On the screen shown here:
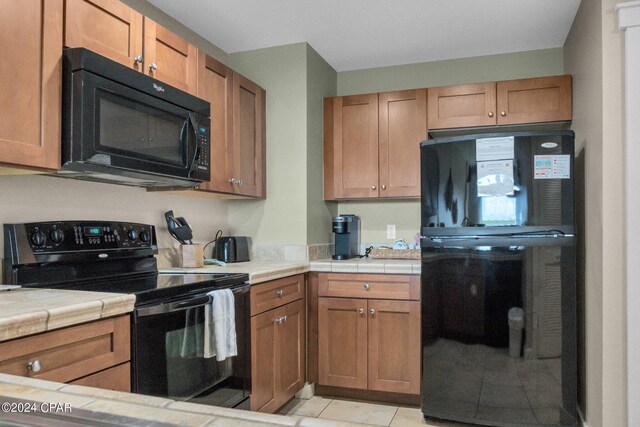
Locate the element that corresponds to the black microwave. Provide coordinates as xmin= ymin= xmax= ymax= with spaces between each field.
xmin=60 ymin=48 xmax=210 ymax=188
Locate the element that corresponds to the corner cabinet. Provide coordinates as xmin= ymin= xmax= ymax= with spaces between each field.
xmin=194 ymin=54 xmax=266 ymax=198
xmin=0 ymin=0 xmax=62 ymax=170
xmin=315 ymin=273 xmax=421 ymax=395
xmin=0 ymin=315 xmax=131 ymax=392
xmin=65 ymin=0 xmax=198 ymax=95
xmin=324 ymin=90 xmax=426 ymax=200
xmin=428 ymin=75 xmax=572 ymax=129
xmin=250 ymin=275 xmax=305 ymax=413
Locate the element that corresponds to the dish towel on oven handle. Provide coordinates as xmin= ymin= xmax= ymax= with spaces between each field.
xmin=204 ymin=288 xmax=237 ymax=361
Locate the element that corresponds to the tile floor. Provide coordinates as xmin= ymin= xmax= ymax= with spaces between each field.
xmin=279 ymin=397 xmax=465 ymax=427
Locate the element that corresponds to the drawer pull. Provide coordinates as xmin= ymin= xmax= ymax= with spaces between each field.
xmin=370 ymin=308 xmax=376 ymax=316
xmin=358 ymin=308 xmax=365 ymax=315
xmin=27 ymin=360 xmax=42 ymax=373
xmin=364 ymin=283 xmax=370 ymax=290
xmin=276 ymin=290 xmax=284 ymax=298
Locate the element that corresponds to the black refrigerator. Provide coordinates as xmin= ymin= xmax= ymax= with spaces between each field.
xmin=420 ymin=131 xmax=577 ymax=426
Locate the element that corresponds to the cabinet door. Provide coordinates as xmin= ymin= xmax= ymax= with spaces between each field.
xmin=496 ymin=75 xmax=572 ymax=125
xmin=144 ymin=18 xmax=197 ymax=95
xmin=232 ymin=72 xmax=266 ymax=198
xmin=326 ymin=95 xmax=379 ymax=199
xmin=379 ymin=90 xmax=426 ymax=198
xmin=250 ymin=306 xmax=282 ymax=412
xmin=196 ymin=53 xmax=233 ymax=193
xmin=65 ymin=0 xmax=143 ymax=70
xmin=368 ymin=300 xmax=421 ymax=394
xmin=0 ymin=0 xmax=62 ymax=170
xmin=428 ymin=83 xmax=497 ymax=129
xmin=318 ymin=298 xmax=368 ymax=389
xmin=69 ymin=362 xmax=130 ymax=392
xmin=278 ymin=299 xmax=306 ymax=400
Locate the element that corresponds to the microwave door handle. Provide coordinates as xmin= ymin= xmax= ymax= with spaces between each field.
xmin=186 ymin=113 xmax=200 ymax=177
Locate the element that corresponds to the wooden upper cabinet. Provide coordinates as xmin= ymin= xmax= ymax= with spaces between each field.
xmin=496 ymin=75 xmax=572 ymax=125
xmin=65 ymin=0 xmax=143 ymax=70
xmin=144 ymin=18 xmax=197 ymax=95
xmin=324 ymin=94 xmax=379 ymax=199
xmin=378 ymin=89 xmax=426 ymax=198
xmin=318 ymin=297 xmax=368 ymax=390
xmin=232 ymin=72 xmax=266 ymax=198
xmin=196 ymin=53 xmax=233 ymax=193
xmin=428 ymin=82 xmax=497 ymax=129
xmin=0 ymin=0 xmax=62 ymax=170
xmin=367 ymin=300 xmax=421 ymax=394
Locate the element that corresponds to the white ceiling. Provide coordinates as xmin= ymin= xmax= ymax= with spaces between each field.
xmin=147 ymin=0 xmax=581 ymax=72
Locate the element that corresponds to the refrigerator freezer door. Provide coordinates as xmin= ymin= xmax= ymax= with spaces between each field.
xmin=420 ymin=131 xmax=575 ymax=230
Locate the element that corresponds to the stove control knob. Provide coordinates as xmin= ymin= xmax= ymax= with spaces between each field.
xmin=31 ymin=231 xmax=46 ymax=247
xmin=139 ymin=230 xmax=150 ymax=243
xmin=50 ymin=229 xmax=64 ymax=244
xmin=127 ymin=229 xmax=138 ymax=241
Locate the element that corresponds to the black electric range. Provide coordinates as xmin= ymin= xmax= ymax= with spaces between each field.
xmin=3 ymin=221 xmax=251 ymax=409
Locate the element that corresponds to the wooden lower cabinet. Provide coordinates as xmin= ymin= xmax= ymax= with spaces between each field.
xmin=318 ymin=297 xmax=368 ymax=389
xmin=0 ymin=315 xmax=131 ymax=390
xmin=316 ymin=274 xmax=421 ymax=396
xmin=367 ymin=300 xmax=421 ymax=394
xmin=70 ymin=362 xmax=131 ymax=392
xmin=251 ymin=282 xmax=305 ymax=413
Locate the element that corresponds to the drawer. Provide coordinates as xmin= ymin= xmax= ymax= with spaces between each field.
xmin=0 ymin=315 xmax=130 ymax=383
xmin=251 ymin=274 xmax=305 ymax=316
xmin=70 ymin=362 xmax=131 ymax=392
xmin=318 ymin=273 xmax=420 ymax=300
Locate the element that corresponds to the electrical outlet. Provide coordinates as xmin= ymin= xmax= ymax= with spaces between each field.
xmin=387 ymin=224 xmax=396 ymax=239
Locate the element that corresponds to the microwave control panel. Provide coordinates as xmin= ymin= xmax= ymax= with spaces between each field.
xmin=14 ymin=221 xmax=156 ymax=253
xmin=193 ymin=116 xmax=210 ymax=180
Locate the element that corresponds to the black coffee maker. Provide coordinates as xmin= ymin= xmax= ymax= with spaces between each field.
xmin=332 ymin=214 xmax=361 ymax=260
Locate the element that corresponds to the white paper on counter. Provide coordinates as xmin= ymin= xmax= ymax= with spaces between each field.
xmin=534 ymin=155 xmax=571 ymax=179
xmin=476 ymin=136 xmax=514 ymax=161
xmin=477 ymin=159 xmax=514 ymax=197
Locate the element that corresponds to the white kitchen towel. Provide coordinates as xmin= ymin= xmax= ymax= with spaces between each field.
xmin=204 ymin=289 xmax=237 ymax=361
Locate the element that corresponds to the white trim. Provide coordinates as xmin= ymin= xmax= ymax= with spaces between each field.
xmin=617 ymin=3 xmax=640 ymax=427
xmin=618 ymin=1 xmax=640 ymax=28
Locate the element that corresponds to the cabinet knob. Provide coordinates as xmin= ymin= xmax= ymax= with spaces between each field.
xmin=237 ymin=179 xmax=243 ymax=185
xmin=229 ymin=178 xmax=236 ymax=184
xmin=371 ymin=185 xmax=377 ymax=190
xmin=282 ymin=315 xmax=287 ymax=323
xmin=500 ymin=111 xmax=506 ymax=117
xmin=27 ymin=360 xmax=42 ymax=373
xmin=134 ymin=55 xmax=144 ymax=64
xmin=364 ymin=283 xmax=370 ymax=290
xmin=359 ymin=308 xmax=365 ymax=315
xmin=149 ymin=62 xmax=158 ymax=71
xmin=369 ymin=308 xmax=375 ymax=316
xmin=381 ymin=185 xmax=386 ymax=190
xmin=488 ymin=111 xmax=494 ymax=117
xmin=276 ymin=289 xmax=284 ymax=298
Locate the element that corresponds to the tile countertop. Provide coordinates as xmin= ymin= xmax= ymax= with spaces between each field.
xmin=0 ymin=288 xmax=135 ymax=342
xmin=159 ymin=258 xmax=420 ymax=283
xmin=0 ymin=373 xmax=366 ymax=427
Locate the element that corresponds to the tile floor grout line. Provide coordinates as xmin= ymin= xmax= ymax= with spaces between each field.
xmin=387 ymin=405 xmax=400 ymax=427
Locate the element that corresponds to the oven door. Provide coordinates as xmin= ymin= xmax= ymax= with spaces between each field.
xmin=132 ymin=284 xmax=250 ymax=407
xmin=69 ymin=70 xmax=203 ymax=180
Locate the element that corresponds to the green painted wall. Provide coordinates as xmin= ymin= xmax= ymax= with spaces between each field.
xmin=336 ymin=47 xmax=565 ymax=244
xmin=306 ymin=45 xmax=338 ymax=244
xmin=227 ymin=43 xmax=309 ymax=245
xmin=337 ymin=48 xmax=565 ymax=96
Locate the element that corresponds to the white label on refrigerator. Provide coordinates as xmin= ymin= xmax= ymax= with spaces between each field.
xmin=534 ymin=155 xmax=571 ymax=179
xmin=477 ymin=160 xmax=514 ymax=197
xmin=476 ymin=136 xmax=514 ymax=161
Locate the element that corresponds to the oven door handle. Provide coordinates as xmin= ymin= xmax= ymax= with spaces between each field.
xmin=137 ymin=295 xmax=210 ymax=317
